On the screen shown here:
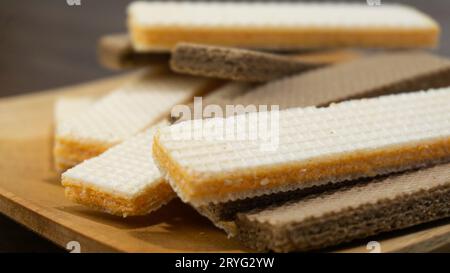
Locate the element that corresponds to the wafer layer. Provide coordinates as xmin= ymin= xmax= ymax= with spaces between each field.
xmin=55 ymin=70 xmax=218 ymax=170
xmin=230 ymin=51 xmax=450 ymax=108
xmin=128 ymin=1 xmax=439 ymax=52
xmin=53 ymin=97 xmax=95 ymax=171
xmin=175 ymin=52 xmax=450 ymax=125
xmin=170 ymin=43 xmax=325 ymax=82
xmin=196 ymin=179 xmax=367 ymax=236
xmin=62 ymin=122 xmax=175 ymax=217
xmin=154 ymin=88 xmax=450 ymax=206
xmin=236 ymin=163 xmax=450 ymax=252
xmin=98 ymin=34 xmax=169 ymax=69
xmin=54 ymin=97 xmax=95 ymax=123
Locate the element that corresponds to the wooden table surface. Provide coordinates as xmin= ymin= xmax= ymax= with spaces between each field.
xmin=0 ymin=0 xmax=449 ymax=252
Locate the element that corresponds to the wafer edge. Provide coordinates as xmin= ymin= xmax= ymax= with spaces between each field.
xmin=62 ymin=177 xmax=176 ymax=217
xmin=129 ymin=19 xmax=439 ymax=52
xmin=154 ymin=128 xmax=450 ymax=206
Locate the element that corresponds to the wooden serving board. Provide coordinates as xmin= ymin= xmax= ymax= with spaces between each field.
xmin=0 ymin=74 xmax=449 ymax=253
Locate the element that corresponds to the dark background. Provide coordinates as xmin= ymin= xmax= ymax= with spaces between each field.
xmin=0 ymin=0 xmax=449 ymax=252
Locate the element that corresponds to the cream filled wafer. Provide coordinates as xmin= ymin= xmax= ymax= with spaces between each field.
xmin=62 ymin=85 xmax=240 ymax=216
xmin=53 ymin=97 xmax=95 ymax=171
xmin=128 ymin=1 xmax=439 ymax=52
xmin=236 ymin=163 xmax=450 ymax=252
xmin=54 ymin=69 xmax=219 ymax=171
xmin=97 ymin=33 xmax=170 ymax=70
xmin=154 ymin=88 xmax=450 ymax=206
xmin=61 ymin=84 xmax=239 ymax=216
xmin=62 ymin=122 xmax=174 ymax=217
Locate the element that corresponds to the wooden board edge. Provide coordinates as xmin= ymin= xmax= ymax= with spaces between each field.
xmin=2 ymin=178 xmax=450 ymax=253
xmin=0 ymin=187 xmax=120 ymax=253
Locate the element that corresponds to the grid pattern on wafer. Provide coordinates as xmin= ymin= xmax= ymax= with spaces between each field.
xmin=53 ymin=97 xmax=95 ymax=171
xmin=57 ymin=71 xmax=214 ymax=146
xmin=63 ymin=123 xmax=167 ymax=199
xmin=170 ymin=43 xmax=324 ymax=82
xmin=155 ymin=88 xmax=450 ymax=204
xmin=159 ymin=89 xmax=450 ymax=172
xmin=129 ymin=2 xmax=436 ymax=29
xmin=229 ymin=52 xmax=450 ymax=108
xmin=178 ymin=52 xmax=450 ymax=123
xmin=54 ymin=97 xmax=95 ymax=124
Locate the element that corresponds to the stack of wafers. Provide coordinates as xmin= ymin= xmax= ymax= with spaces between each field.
xmin=57 ymin=1 xmax=450 ymax=252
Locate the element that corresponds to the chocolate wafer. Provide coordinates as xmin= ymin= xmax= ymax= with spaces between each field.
xmin=236 ymin=163 xmax=450 ymax=252
xmin=170 ymin=43 xmax=326 ymax=82
xmin=230 ymin=51 xmax=450 ymax=108
xmin=177 ymin=52 xmax=450 ymax=124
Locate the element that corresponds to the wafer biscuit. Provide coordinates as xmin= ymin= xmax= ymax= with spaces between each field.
xmin=154 ymin=88 xmax=450 ymax=206
xmin=236 ymin=163 xmax=450 ymax=252
xmin=196 ymin=179 xmax=367 ymax=236
xmin=54 ymin=69 xmax=218 ymax=171
xmin=62 ymin=84 xmax=243 ymax=216
xmin=98 ymin=34 xmax=170 ymax=69
xmin=54 ymin=97 xmax=95 ymax=171
xmin=170 ymin=43 xmax=326 ymax=82
xmin=128 ymin=1 xmax=439 ymax=52
xmin=229 ymin=51 xmax=450 ymax=108
xmin=177 ymin=52 xmax=450 ymax=123
xmin=62 ymin=122 xmax=174 ymax=217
